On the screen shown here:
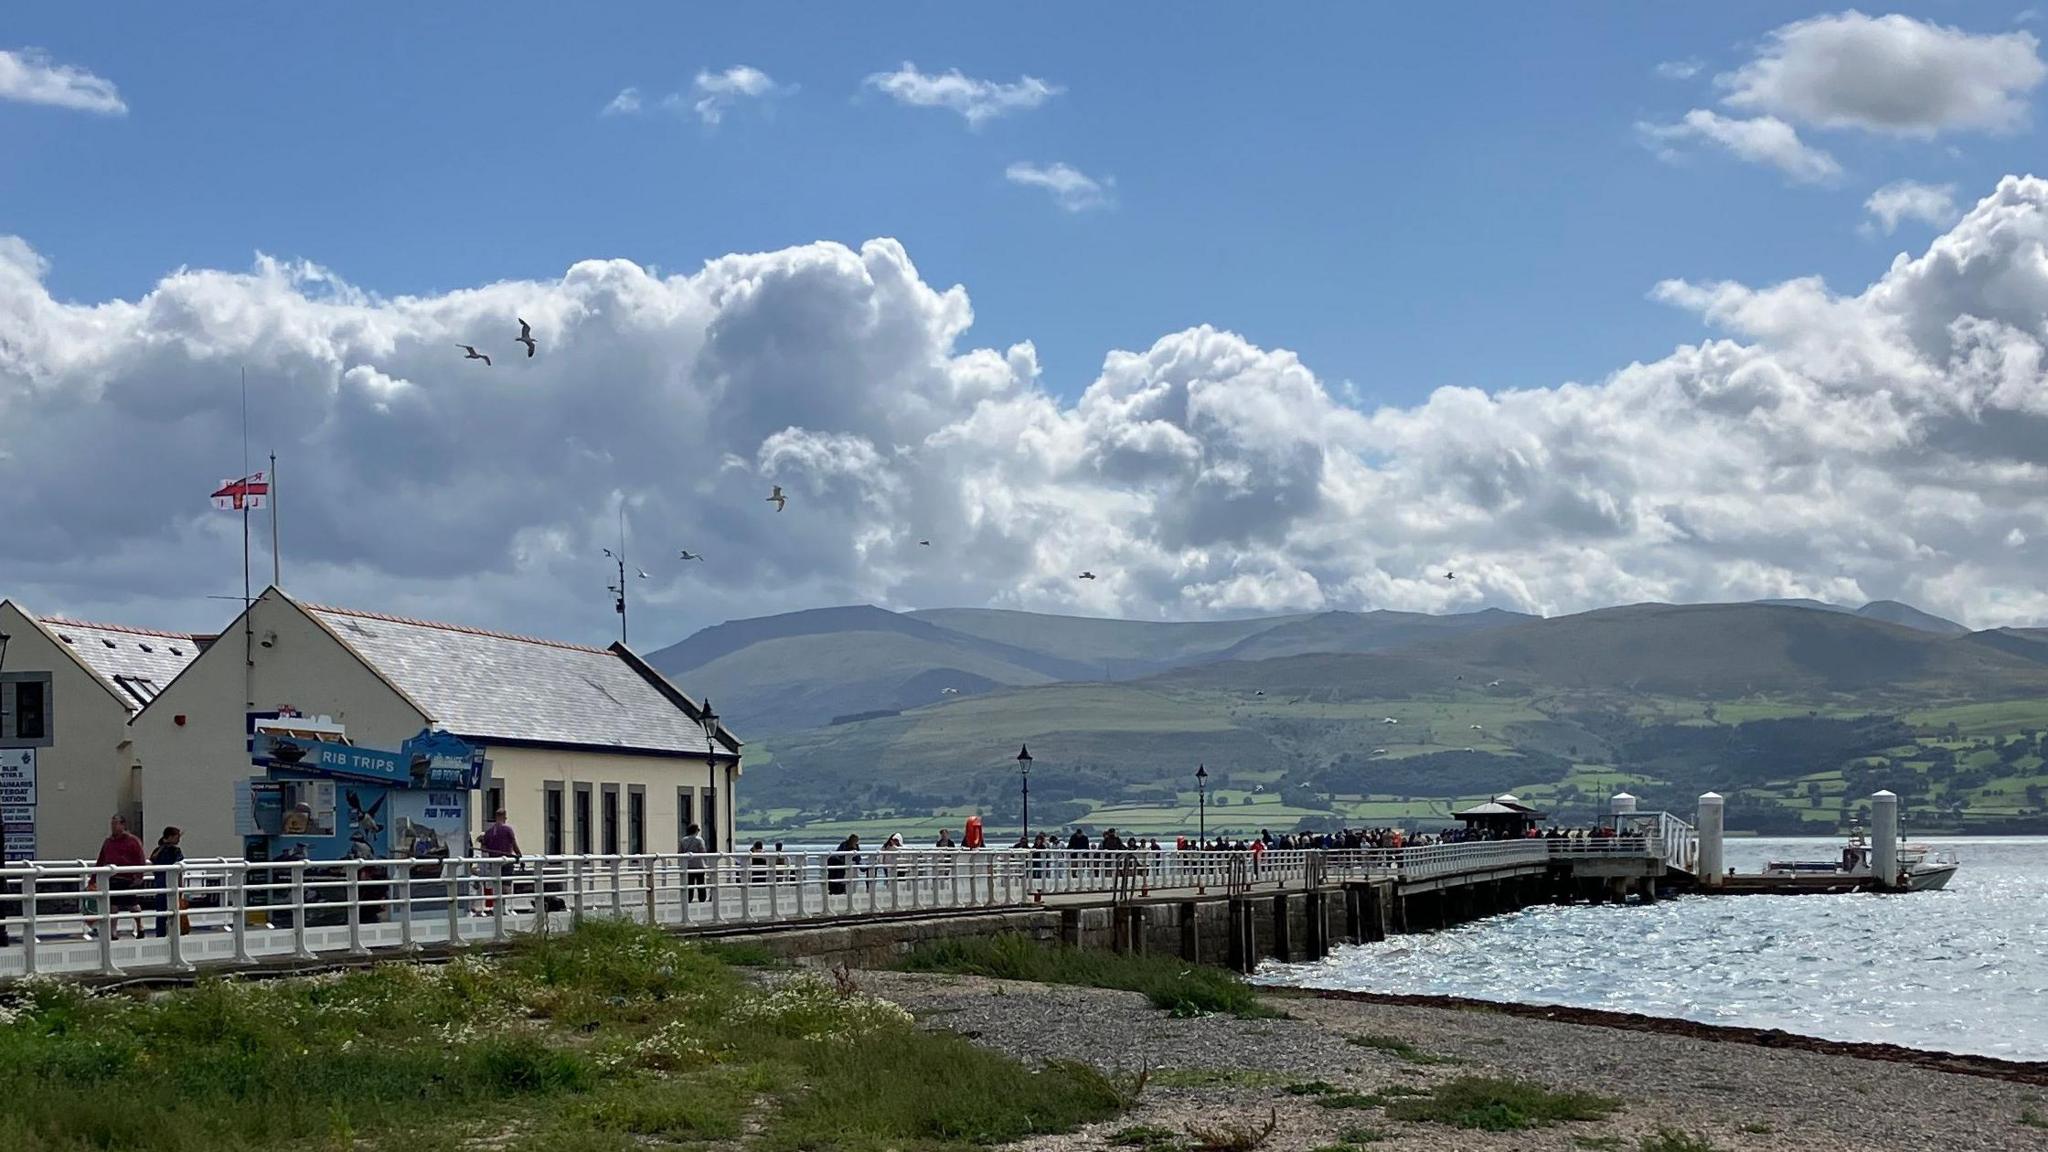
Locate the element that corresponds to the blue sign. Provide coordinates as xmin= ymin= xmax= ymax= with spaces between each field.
xmin=256 ymin=733 xmax=409 ymax=783
xmin=400 ymin=728 xmax=485 ymax=790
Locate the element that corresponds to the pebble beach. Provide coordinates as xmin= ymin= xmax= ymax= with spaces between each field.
xmin=853 ymin=970 xmax=2048 ymax=1152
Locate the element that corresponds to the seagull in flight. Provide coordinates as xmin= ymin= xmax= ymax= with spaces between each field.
xmin=1077 ymin=571 xmax=1097 ymax=580
xmin=1487 ymin=679 xmax=1502 ymax=687
xmin=602 ymin=547 xmax=616 ymax=559
xmin=1470 ymin=724 xmax=1483 ymax=730
xmin=1382 ymin=717 xmax=1399 ymax=725
xmin=515 ymin=318 xmax=536 ymax=358
xmin=458 ymin=344 xmax=491 ymax=366
xmin=939 ymin=687 xmax=960 ymax=695
xmin=918 ymin=539 xmax=931 ymax=547
xmin=678 ymin=550 xmax=704 ymax=562
xmin=766 ymin=485 xmax=787 ymax=512
xmin=637 ymin=568 xmax=650 ymax=580
xmin=1444 ymin=570 xmax=1455 ymax=580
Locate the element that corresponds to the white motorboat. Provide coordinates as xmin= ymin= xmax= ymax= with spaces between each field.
xmin=1762 ymin=835 xmax=1959 ymax=891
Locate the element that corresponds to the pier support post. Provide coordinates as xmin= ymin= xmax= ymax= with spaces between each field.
xmin=1059 ymin=907 xmax=1081 ymax=947
xmin=1179 ymin=901 xmax=1201 ymax=963
xmin=1871 ymin=789 xmax=1900 ymax=891
xmin=1344 ymin=886 xmax=1363 ymax=944
xmin=1696 ymin=792 xmax=1725 ymax=888
xmin=1304 ymin=891 xmax=1329 ymax=959
xmin=1638 ymin=877 xmax=1658 ymax=904
xmin=1271 ymin=894 xmax=1293 ymax=961
xmin=1227 ymin=897 xmax=1258 ymax=974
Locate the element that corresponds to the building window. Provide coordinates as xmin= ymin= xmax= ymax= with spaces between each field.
xmin=1 ymin=675 xmax=53 ymax=747
xmin=627 ymin=786 xmax=646 ymax=855
xmin=573 ymin=784 xmax=592 ymax=855
xmin=543 ymin=783 xmax=564 ymax=856
xmin=601 ymin=785 xmax=620 ymax=855
xmin=486 ymin=784 xmax=504 ymax=822
xmin=676 ymin=787 xmax=695 ymax=850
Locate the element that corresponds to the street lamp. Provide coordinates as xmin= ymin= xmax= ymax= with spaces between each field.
xmin=1195 ymin=763 xmax=1209 ymax=845
xmin=1016 ymin=744 xmax=1033 ymax=843
xmin=700 ymin=699 xmax=720 ymax=852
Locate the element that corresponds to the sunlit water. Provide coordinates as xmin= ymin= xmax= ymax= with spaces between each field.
xmin=1257 ymin=837 xmax=2048 ymax=1061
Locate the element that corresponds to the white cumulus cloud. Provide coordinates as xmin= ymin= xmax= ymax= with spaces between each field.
xmin=1004 ymin=161 xmax=1114 ymax=212
xmin=676 ymin=65 xmax=793 ymax=126
xmin=1639 ymin=109 xmax=1842 ymax=183
xmin=0 ymin=47 xmax=126 ymax=115
xmin=863 ymin=62 xmax=1061 ymax=126
xmin=1719 ymin=11 xmax=2045 ymax=136
xmin=1654 ymin=58 xmax=1704 ymax=80
xmin=601 ymin=87 xmax=643 ymax=116
xmin=1864 ymin=180 xmax=1961 ymax=234
xmin=9 ymin=179 xmax=2048 ymax=639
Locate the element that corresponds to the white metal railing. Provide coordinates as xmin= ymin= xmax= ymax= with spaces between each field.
xmin=0 ymin=838 xmax=1663 ymax=981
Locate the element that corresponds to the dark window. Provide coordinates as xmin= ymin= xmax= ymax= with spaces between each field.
xmin=14 ymin=680 xmax=47 ymax=742
xmin=486 ymin=784 xmax=504 ymax=822
xmin=573 ymin=784 xmax=593 ymax=855
xmin=628 ymin=786 xmax=646 ymax=855
xmin=601 ymin=785 xmax=620 ymax=855
xmin=543 ymin=784 xmax=564 ymax=855
xmin=677 ymin=787 xmax=694 ymax=850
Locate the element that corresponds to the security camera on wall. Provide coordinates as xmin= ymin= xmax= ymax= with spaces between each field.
xmin=260 ymin=631 xmax=277 ymax=649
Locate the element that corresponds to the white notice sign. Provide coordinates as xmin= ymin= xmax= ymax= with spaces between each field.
xmin=3 ymin=824 xmax=33 ymax=861
xmin=0 ymin=749 xmax=32 ymax=807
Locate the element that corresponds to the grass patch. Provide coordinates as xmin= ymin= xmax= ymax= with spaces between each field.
xmin=1150 ymin=1067 xmax=1286 ymax=1090
xmin=1110 ymin=1124 xmax=1181 ymax=1148
xmin=900 ymin=934 xmax=1275 ymax=1018
xmin=1638 ymin=1130 xmax=1719 ymax=1152
xmin=1347 ymin=1032 xmax=1459 ymax=1064
xmin=1284 ymin=1080 xmax=1342 ymax=1096
xmin=1381 ymin=1076 xmax=1620 ymax=1131
xmin=1738 ymin=1121 xmax=1774 ymax=1134
xmin=2020 ymin=1106 xmax=2048 ymax=1129
xmin=694 ymin=938 xmax=787 ymax=967
xmin=1336 ymin=1127 xmax=1391 ymax=1144
xmin=1313 ymin=1086 xmax=1426 ymax=1110
xmin=0 ymin=919 xmax=1125 ymax=1152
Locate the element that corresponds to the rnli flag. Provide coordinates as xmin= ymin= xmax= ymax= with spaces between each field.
xmin=211 ymin=471 xmax=269 ymax=511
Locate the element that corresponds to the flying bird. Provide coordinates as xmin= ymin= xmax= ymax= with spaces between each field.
xmin=1254 ymin=690 xmax=1265 ymax=697
xmin=1078 ymin=571 xmax=1097 ymax=580
xmin=1382 ymin=717 xmax=1399 ymax=725
xmin=766 ymin=485 xmax=787 ymax=512
xmin=1371 ymin=748 xmax=1387 ymax=755
xmin=918 ymin=540 xmax=931 ymax=547
xmin=515 ymin=318 xmax=536 ymax=358
xmin=678 ymin=550 xmax=704 ymax=562
xmin=459 ymin=344 xmax=491 ymax=366
xmin=1444 ymin=570 xmax=1455 ymax=580
xmin=602 ymin=548 xmax=616 ymax=558
xmin=939 ymin=687 xmax=960 ymax=696
xmin=1487 ymin=679 xmax=1502 ymax=687
xmin=637 ymin=569 xmax=650 ymax=580
xmin=1470 ymin=724 xmax=1483 ymax=730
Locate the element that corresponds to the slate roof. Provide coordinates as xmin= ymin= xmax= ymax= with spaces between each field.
xmin=299 ymin=601 xmax=733 ymax=757
xmin=38 ymin=618 xmax=206 ymax=713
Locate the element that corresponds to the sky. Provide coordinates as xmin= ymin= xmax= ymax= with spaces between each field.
xmin=4 ymin=4 xmax=2048 ymax=644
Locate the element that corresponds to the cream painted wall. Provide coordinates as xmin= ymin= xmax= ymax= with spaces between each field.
xmin=483 ymin=743 xmax=736 ymax=856
xmin=128 ymin=594 xmax=427 ymax=858
xmin=0 ymin=603 xmax=138 ymax=861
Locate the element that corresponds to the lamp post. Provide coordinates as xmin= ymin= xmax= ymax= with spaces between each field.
xmin=700 ymin=699 xmax=720 ymax=852
xmin=1016 ymin=744 xmax=1032 ymax=843
xmin=1195 ymin=763 xmax=1208 ymax=846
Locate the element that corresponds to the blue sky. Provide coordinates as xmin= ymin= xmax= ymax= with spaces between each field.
xmin=8 ymin=5 xmax=2048 ymax=639
xmin=8 ymin=3 xmax=2038 ymax=407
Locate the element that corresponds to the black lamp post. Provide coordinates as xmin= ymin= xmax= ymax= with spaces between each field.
xmin=1016 ymin=744 xmax=1033 ymax=843
xmin=700 ymin=699 xmax=720 ymax=852
xmin=1195 ymin=763 xmax=1209 ymax=845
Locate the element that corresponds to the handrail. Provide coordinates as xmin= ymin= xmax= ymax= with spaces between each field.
xmin=0 ymin=837 xmax=1665 ymax=982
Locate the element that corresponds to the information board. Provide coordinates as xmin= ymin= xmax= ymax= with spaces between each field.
xmin=0 ymin=748 xmax=34 ymax=807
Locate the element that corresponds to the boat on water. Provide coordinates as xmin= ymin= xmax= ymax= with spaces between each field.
xmin=1763 ymin=836 xmax=1960 ymax=891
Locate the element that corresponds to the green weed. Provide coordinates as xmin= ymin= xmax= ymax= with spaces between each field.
xmin=1347 ymin=1032 xmax=1459 ymax=1064
xmin=900 ymin=934 xmax=1276 ymax=1017
xmin=1638 ymin=1129 xmax=1719 ymax=1152
xmin=1381 ymin=1076 xmax=1620 ymax=1131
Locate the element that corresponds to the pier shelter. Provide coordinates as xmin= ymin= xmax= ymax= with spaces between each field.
xmin=1451 ymin=793 xmax=1547 ymax=838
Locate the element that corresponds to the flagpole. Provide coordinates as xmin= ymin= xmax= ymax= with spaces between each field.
xmin=269 ymin=450 xmax=281 ymax=589
xmin=241 ymin=368 xmax=254 ymax=706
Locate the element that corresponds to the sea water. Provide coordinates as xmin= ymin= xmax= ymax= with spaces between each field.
xmin=1256 ymin=836 xmax=2048 ymax=1061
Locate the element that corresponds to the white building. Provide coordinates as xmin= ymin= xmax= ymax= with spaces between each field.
xmin=0 ymin=600 xmax=206 ymax=859
xmin=124 ymin=588 xmax=740 ymax=859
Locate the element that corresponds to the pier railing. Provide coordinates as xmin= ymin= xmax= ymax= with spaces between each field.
xmin=0 ymin=837 xmax=1664 ymax=981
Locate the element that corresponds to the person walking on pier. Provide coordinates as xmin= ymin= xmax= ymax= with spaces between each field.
xmin=149 ymin=827 xmax=184 ymax=938
xmin=91 ymin=815 xmax=148 ymax=941
xmin=479 ymin=808 xmax=521 ymax=913
xmin=680 ymin=823 xmax=709 ymax=903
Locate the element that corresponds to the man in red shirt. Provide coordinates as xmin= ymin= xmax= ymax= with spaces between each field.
xmin=93 ymin=815 xmax=148 ymax=940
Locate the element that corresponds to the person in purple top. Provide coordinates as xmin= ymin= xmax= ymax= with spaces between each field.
xmin=479 ymin=808 xmax=520 ymax=913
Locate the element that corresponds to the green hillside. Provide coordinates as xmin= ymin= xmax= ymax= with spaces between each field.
xmin=733 ymin=603 xmax=2048 ymax=840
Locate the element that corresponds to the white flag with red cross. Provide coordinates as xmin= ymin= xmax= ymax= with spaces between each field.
xmin=211 ymin=471 xmax=269 ymax=511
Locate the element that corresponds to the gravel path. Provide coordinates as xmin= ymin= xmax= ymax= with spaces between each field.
xmin=853 ymin=971 xmax=2048 ymax=1152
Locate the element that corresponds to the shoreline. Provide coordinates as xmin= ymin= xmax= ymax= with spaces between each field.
xmin=859 ymin=969 xmax=2048 ymax=1151
xmin=1287 ymin=987 xmax=2048 ymax=1086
